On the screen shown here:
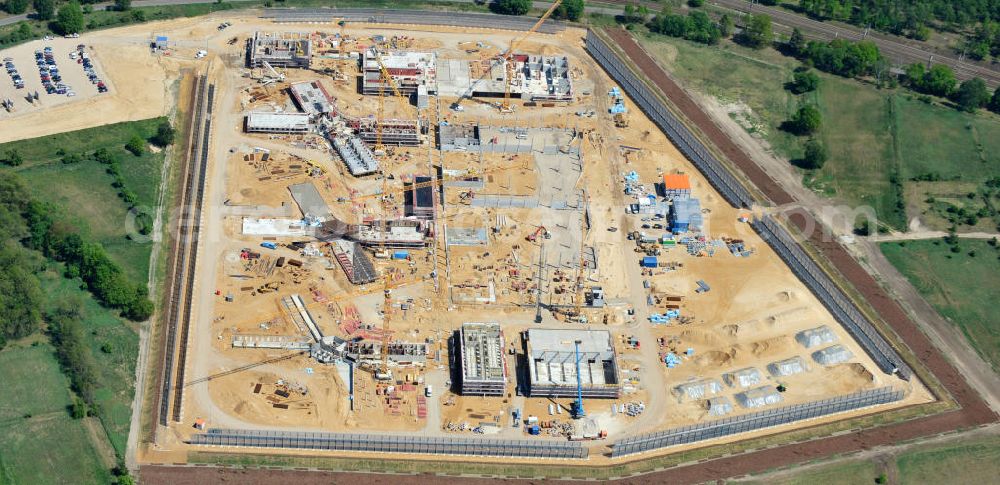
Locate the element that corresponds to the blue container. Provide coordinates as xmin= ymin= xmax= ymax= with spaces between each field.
xmin=260 ymin=241 xmax=277 ymax=250
xmin=392 ymin=250 xmax=409 ymax=259
xmin=528 ymin=425 xmax=541 ymax=435
xmin=641 ymin=256 xmax=657 ymax=268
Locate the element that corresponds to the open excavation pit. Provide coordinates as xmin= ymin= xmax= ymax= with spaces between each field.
xmin=18 ymin=11 xmax=934 ymax=469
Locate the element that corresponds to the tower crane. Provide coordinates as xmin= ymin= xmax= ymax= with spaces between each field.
xmin=449 ymin=0 xmax=562 ymax=112
xmin=500 ymin=0 xmax=563 ymax=112
xmin=371 ymin=46 xmax=408 ymax=154
xmin=561 ymin=339 xmax=586 ymax=418
xmin=337 ymin=20 xmax=348 ymax=62
xmin=573 ymin=189 xmax=589 ymax=323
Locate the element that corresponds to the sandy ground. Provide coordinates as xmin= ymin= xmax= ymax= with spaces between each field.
xmin=42 ymin=14 xmax=932 ymax=464
xmin=0 ymin=31 xmax=173 ymax=142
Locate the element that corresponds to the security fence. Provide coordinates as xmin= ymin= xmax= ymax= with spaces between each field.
xmin=584 ymin=31 xmax=755 ymax=209
xmin=611 ymin=386 xmax=904 ymax=457
xmin=753 ymin=216 xmax=912 ymax=380
xmin=189 ymin=429 xmax=588 ymax=459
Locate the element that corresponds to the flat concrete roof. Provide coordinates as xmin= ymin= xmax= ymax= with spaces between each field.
xmin=246 ymin=111 xmax=311 ymax=131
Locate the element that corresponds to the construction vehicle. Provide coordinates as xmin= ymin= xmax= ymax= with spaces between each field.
xmin=613 ymin=112 xmax=629 ymax=128
xmin=526 ymin=226 xmax=550 ymax=242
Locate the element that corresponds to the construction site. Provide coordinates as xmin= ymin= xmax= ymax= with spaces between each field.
xmin=3 ymin=5 xmax=947 ymax=473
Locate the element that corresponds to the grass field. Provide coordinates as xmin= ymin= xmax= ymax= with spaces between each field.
xmin=895 ymin=96 xmax=1000 ymax=181
xmin=880 ymin=239 xmax=1000 ymax=371
xmin=0 ymin=344 xmax=112 ymax=485
xmin=740 ymin=459 xmax=877 ymax=485
xmin=0 ymin=345 xmax=72 ymax=424
xmin=0 ymin=118 xmax=167 ymax=283
xmin=637 ymin=33 xmax=1000 ymax=232
xmin=36 ymin=266 xmax=140 ymax=458
xmin=741 ymin=432 xmax=1000 ymax=484
xmin=0 ymin=414 xmax=113 ymax=485
xmin=897 ymin=434 xmax=1000 ymax=483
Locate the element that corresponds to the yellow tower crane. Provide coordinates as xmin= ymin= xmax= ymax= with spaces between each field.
xmin=500 ymin=0 xmax=563 ymax=112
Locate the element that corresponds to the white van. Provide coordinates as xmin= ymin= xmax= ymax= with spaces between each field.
xmin=424 ymin=385 xmax=433 ymax=397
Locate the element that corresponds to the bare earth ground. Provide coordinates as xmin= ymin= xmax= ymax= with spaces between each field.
xmin=110 ymin=17 xmax=929 ymax=466
xmin=4 ymin=11 xmax=994 ymax=483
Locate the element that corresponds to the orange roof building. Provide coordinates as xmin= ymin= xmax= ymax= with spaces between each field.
xmin=662 ymin=174 xmax=692 ymax=197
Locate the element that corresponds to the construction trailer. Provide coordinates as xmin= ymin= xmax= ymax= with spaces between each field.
xmin=244 ymin=112 xmax=311 ymax=134
xmin=290 ymin=80 xmax=337 ymax=116
xmin=457 ymin=323 xmax=508 ymax=396
xmin=524 ymin=329 xmax=621 ymax=399
xmin=404 ymin=175 xmax=436 ymax=220
xmin=361 ymin=48 xmax=437 ymax=95
xmin=247 ymin=31 xmax=312 ymax=68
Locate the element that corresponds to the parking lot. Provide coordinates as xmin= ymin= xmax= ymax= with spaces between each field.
xmin=0 ymin=37 xmax=111 ymax=117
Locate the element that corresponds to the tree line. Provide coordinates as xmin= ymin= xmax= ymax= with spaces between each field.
xmin=0 ymin=171 xmax=153 ymax=351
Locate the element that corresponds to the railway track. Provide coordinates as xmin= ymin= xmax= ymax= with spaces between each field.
xmin=597 ymin=0 xmax=1000 ymax=87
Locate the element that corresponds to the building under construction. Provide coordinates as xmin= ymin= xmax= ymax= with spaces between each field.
xmin=362 ymin=48 xmax=437 ymax=95
xmin=247 ymin=31 xmax=312 ymax=68
xmin=244 ymin=112 xmax=311 ymax=134
xmin=437 ymin=55 xmax=572 ymax=101
xmin=353 ymin=219 xmax=429 ymax=248
xmin=457 ymin=323 xmax=508 ymax=396
xmin=350 ymin=117 xmax=422 ymax=146
xmin=524 ymin=328 xmax=620 ymax=399
xmin=346 ymin=341 xmax=429 ymax=367
xmin=404 ymin=175 xmax=436 ymax=220
xmin=330 ymin=240 xmax=378 ymax=285
xmin=290 ymin=80 xmax=337 ymax=116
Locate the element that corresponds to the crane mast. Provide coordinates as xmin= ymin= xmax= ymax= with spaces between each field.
xmin=500 ymin=0 xmax=563 ymax=112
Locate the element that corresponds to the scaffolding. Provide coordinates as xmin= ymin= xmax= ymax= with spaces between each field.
xmin=247 ymin=31 xmax=312 ymax=68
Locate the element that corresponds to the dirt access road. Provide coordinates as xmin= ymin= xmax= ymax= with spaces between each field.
xmin=599 ymin=24 xmax=997 ymax=477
